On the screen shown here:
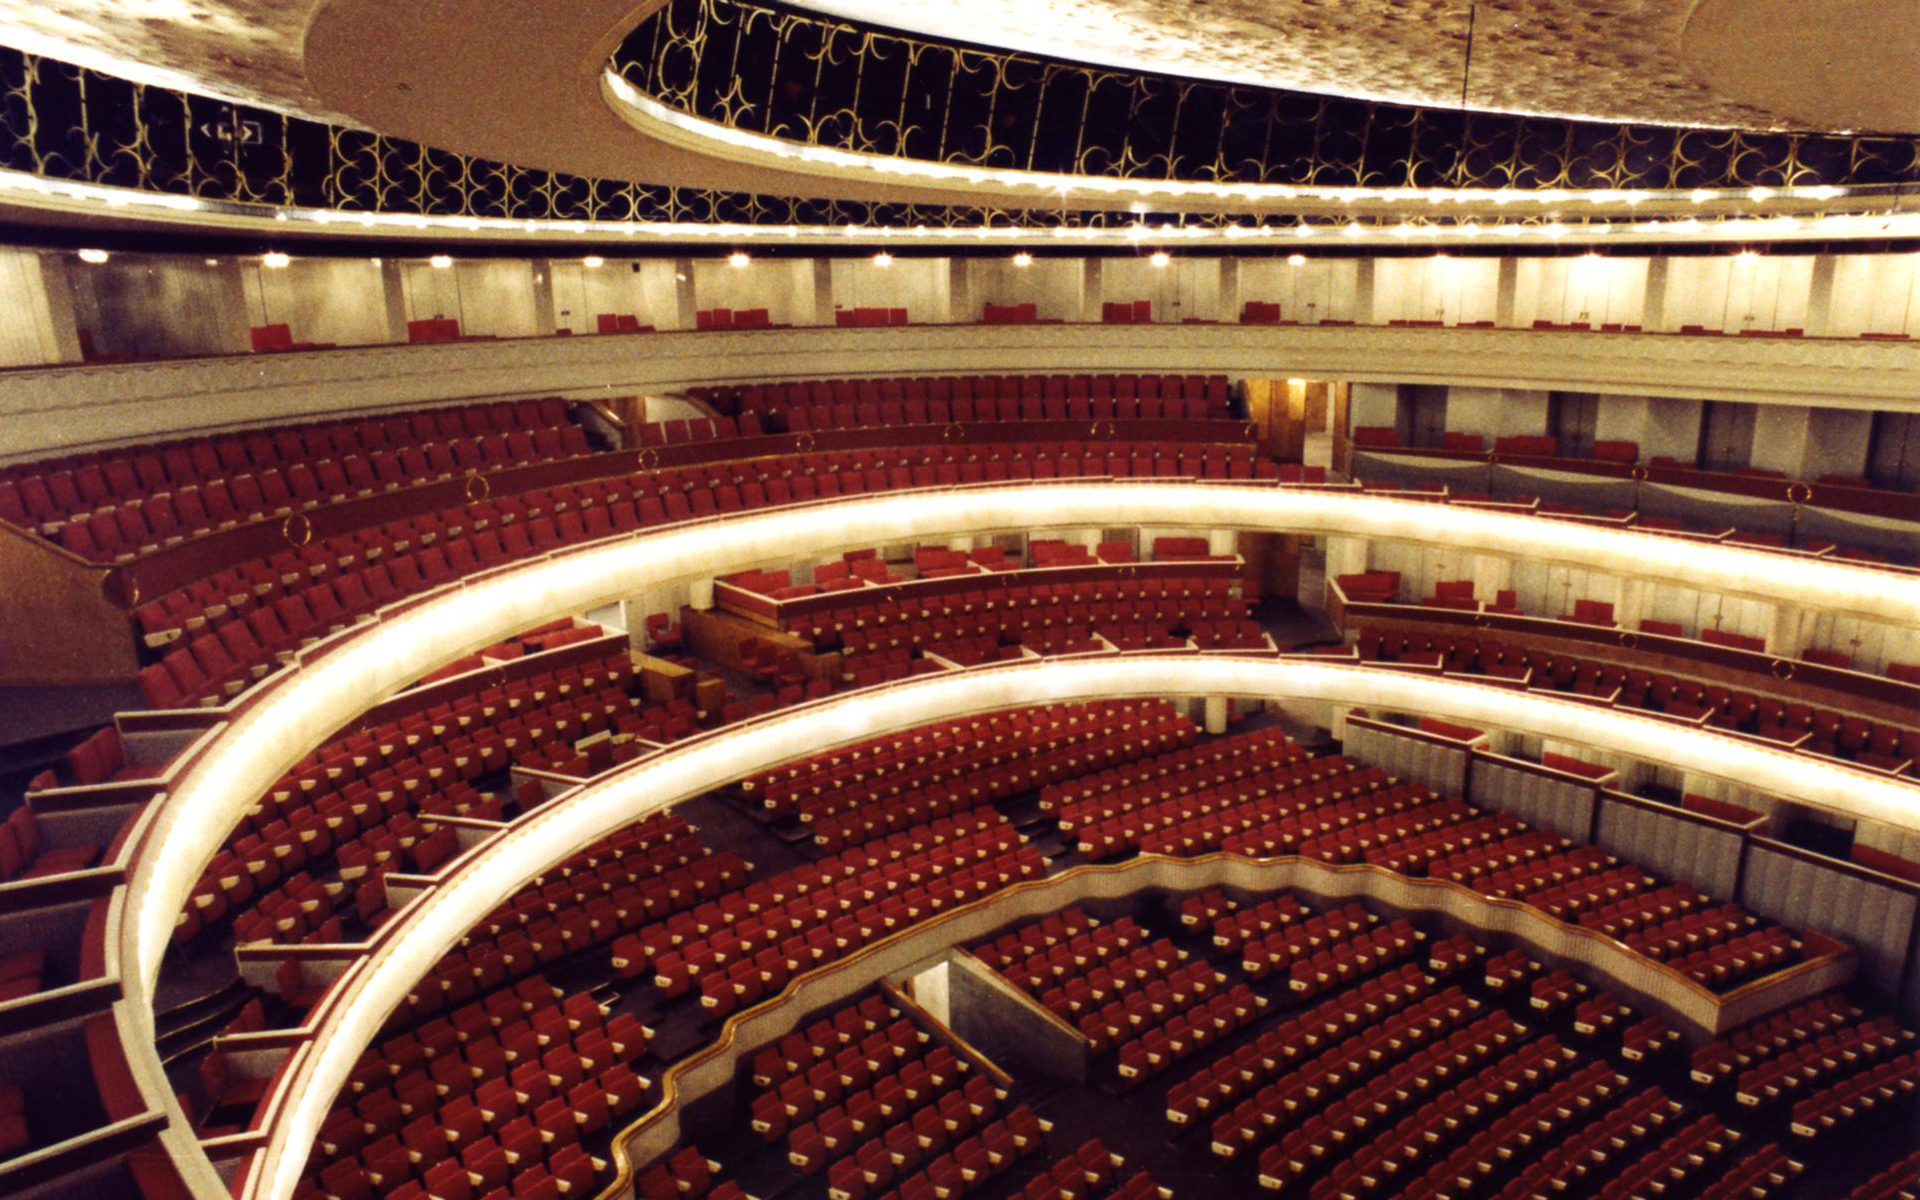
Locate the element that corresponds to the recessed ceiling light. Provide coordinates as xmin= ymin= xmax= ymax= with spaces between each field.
xmin=77 ymin=248 xmax=109 ymax=264
xmin=428 ymin=254 xmax=453 ymax=269
xmin=1149 ymin=251 xmax=1171 ymax=267
xmin=873 ymin=252 xmax=893 ymax=267
xmin=582 ymin=255 xmax=605 ymax=268
xmin=728 ymin=251 xmax=751 ymax=268
xmin=262 ymin=251 xmax=291 ymax=268
xmin=1286 ymin=253 xmax=1307 ymax=266
xmin=1012 ymin=252 xmax=1033 ymax=267
xmin=203 ymin=257 xmax=219 ymax=266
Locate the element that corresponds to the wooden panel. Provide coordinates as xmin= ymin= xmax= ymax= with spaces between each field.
xmin=0 ymin=520 xmax=138 ymax=685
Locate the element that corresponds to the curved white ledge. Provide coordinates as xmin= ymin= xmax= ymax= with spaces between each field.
xmin=8 ymin=323 xmax=1920 ymax=463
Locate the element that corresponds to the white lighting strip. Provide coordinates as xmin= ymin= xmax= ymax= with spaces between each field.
xmin=112 ymin=484 xmax=1914 ymax=1198
xmin=255 ymin=654 xmax=1920 ymax=1200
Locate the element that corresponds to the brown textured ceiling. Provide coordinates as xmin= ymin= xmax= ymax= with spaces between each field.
xmin=0 ymin=0 xmax=1871 ymax=135
xmin=784 ymin=0 xmax=1794 ymax=129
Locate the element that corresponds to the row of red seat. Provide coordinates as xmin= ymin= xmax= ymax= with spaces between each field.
xmin=690 ymin=373 xmax=1232 ymax=421
xmin=57 ymin=420 xmax=593 ymax=563
xmin=1688 ymin=992 xmax=1862 ymax=1083
xmin=741 ymin=700 xmax=1193 ymax=818
xmin=0 ymin=803 xmax=99 ymax=883
xmin=179 ymin=653 xmax=642 ymax=942
xmin=806 ymin=705 xmax=1197 ymax=853
xmin=614 ymin=809 xmax=1003 ymax=985
xmin=629 ymin=812 xmax=1045 ymax=1018
xmin=300 ymin=977 xmax=642 ymax=1200
xmin=0 ymin=398 xmax=577 ymax=533
xmin=1355 ymin=627 xmax=1920 ymax=768
xmin=1788 ymin=1049 xmax=1919 ymax=1137
xmin=784 ymin=575 xmax=1243 ymax=646
xmin=129 ymin=435 xmax=1259 ymax=671
xmin=406 ymin=849 xmax=748 ymax=1029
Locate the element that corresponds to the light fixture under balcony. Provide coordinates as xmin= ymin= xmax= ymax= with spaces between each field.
xmin=1012 ymin=251 xmax=1033 ymax=267
xmin=1149 ymin=250 xmax=1171 ymax=267
xmin=1287 ymin=253 xmax=1307 ymax=266
xmin=582 ymin=255 xmax=605 ymax=268
xmin=873 ymin=251 xmax=894 ymax=267
xmin=76 ymin=248 xmax=109 ymax=264
xmin=262 ymin=251 xmax=291 ymax=268
xmin=728 ymin=251 xmax=751 ymax=268
xmin=428 ymin=254 xmax=453 ymax=269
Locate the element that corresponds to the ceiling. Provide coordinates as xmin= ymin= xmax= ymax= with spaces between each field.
xmin=782 ymin=0 xmax=1916 ymax=133
xmin=2 ymin=0 xmax=1916 ymax=138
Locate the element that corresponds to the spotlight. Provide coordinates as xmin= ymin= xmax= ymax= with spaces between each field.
xmin=76 ymin=248 xmax=109 ymax=264
xmin=262 ymin=251 xmax=291 ymax=268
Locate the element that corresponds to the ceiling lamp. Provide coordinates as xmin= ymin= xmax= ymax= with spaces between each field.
xmin=76 ymin=248 xmax=109 ymax=264
xmin=262 ymin=251 xmax=291 ymax=268
xmin=428 ymin=254 xmax=453 ymax=269
xmin=1012 ymin=251 xmax=1033 ymax=267
xmin=582 ymin=255 xmax=605 ymax=268
xmin=1149 ymin=251 xmax=1171 ymax=267
xmin=728 ymin=251 xmax=751 ymax=268
xmin=873 ymin=251 xmax=894 ymax=267
xmin=1287 ymin=253 xmax=1307 ymax=266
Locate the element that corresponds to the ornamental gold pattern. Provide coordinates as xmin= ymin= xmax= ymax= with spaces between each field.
xmin=613 ymin=0 xmax=1920 ymax=192
xmin=1 ymin=4 xmax=1917 ymax=236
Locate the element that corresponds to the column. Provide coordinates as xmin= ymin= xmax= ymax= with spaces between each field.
xmin=1218 ymin=258 xmax=1241 ymax=324
xmin=1325 ymin=535 xmax=1370 ymax=579
xmin=1803 ymin=254 xmax=1838 ymax=337
xmin=811 ymin=257 xmax=835 ymax=327
xmin=1770 ymin=604 xmax=1810 ymax=659
xmin=6 ymin=250 xmax=84 ymax=364
xmin=1615 ymin=577 xmax=1647 ymax=630
xmin=673 ymin=257 xmax=698 ymax=330
xmin=1207 ymin=529 xmax=1237 ymax=556
xmin=948 ymin=259 xmax=975 ymax=325
xmin=530 ymin=258 xmax=557 ymax=338
xmin=1642 ymin=255 xmax=1671 ymax=332
xmin=1203 ymin=697 xmax=1230 ymax=735
xmin=1494 ymin=257 xmax=1519 ymax=328
xmin=1352 ymin=258 xmax=1376 ymax=325
xmin=378 ymin=258 xmax=410 ymax=343
xmin=1081 ymin=258 xmax=1103 ymax=324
